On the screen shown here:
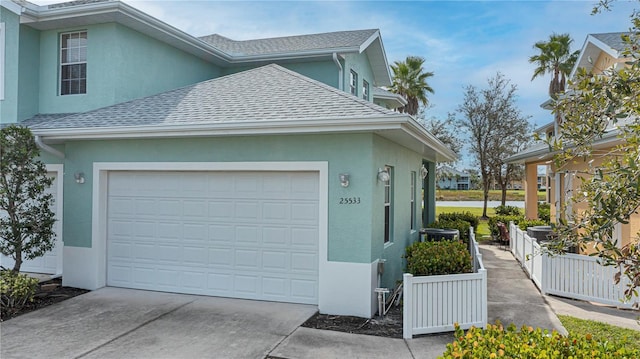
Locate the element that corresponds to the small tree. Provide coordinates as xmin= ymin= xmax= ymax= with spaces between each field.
xmin=0 ymin=125 xmax=56 ymax=273
xmin=457 ymin=73 xmax=531 ymax=216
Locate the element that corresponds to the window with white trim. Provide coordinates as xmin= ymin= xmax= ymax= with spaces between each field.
xmin=0 ymin=22 xmax=5 ymax=101
xmin=362 ymin=80 xmax=369 ymax=100
xmin=349 ymin=70 xmax=357 ymax=96
xmin=384 ymin=166 xmax=393 ymax=243
xmin=410 ymin=171 xmax=416 ymax=230
xmin=60 ymin=30 xmax=87 ymax=95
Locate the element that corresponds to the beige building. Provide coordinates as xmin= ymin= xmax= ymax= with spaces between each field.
xmin=508 ymin=32 xmax=640 ymax=251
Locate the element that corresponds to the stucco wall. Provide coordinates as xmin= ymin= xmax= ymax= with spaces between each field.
xmin=45 ymin=133 xmax=383 ymax=264
xmin=221 ymin=59 xmax=339 ymax=89
xmin=0 ymin=9 xmax=19 ymax=123
xmin=371 ymin=135 xmax=425 ymax=290
xmin=551 ymin=153 xmax=639 ymax=250
xmin=17 ymin=24 xmax=40 ymax=122
xmin=343 ymin=53 xmax=375 ymax=99
xmin=36 ymin=22 xmax=220 ymax=116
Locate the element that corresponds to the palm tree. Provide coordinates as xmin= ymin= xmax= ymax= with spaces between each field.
xmin=390 ymin=56 xmax=434 ymax=116
xmin=529 ymin=33 xmax=580 ymax=99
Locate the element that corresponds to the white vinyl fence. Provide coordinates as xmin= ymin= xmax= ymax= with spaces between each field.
xmin=403 ymin=229 xmax=487 ymax=338
xmin=509 ymin=222 xmax=638 ymax=309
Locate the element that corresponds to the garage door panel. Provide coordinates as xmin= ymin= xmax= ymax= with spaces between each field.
xmin=235 ymin=226 xmax=259 ymax=243
xmin=107 ymin=171 xmax=319 ymax=305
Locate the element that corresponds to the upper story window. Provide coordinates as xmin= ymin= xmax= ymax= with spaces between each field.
xmin=60 ymin=31 xmax=87 ymax=95
xmin=362 ymin=80 xmax=369 ymax=100
xmin=349 ymin=70 xmax=357 ymax=96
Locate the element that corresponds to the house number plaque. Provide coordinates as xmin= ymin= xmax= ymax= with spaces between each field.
xmin=339 ymin=197 xmax=361 ymax=204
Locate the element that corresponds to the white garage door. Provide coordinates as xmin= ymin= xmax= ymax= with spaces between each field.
xmin=1 ymin=172 xmax=61 ymax=274
xmin=106 ymin=171 xmax=319 ymax=304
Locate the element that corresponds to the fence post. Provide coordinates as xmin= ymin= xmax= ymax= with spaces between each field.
xmin=480 ymin=268 xmax=488 ymax=328
xmin=540 ymin=253 xmax=547 ymax=294
xmin=403 ymin=273 xmax=413 ymax=339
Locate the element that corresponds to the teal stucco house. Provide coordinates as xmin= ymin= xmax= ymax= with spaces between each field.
xmin=0 ymin=0 xmax=455 ymax=317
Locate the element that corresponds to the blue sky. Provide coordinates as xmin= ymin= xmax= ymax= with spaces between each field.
xmin=34 ymin=0 xmax=638 ymax=166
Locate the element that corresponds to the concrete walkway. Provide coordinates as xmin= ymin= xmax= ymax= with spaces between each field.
xmin=4 ymin=244 xmax=635 ymax=359
xmin=268 ymin=243 xmax=568 ymax=359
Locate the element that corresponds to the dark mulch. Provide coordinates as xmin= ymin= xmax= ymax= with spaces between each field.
xmin=301 ymin=304 xmax=403 ymax=338
xmin=0 ymin=277 xmax=89 ymax=322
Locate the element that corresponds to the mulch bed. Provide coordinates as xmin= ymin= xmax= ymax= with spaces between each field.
xmin=301 ymin=303 xmax=403 ymax=338
xmin=0 ymin=277 xmax=89 ymax=322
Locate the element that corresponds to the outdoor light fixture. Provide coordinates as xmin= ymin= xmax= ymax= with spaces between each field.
xmin=377 ymin=168 xmax=390 ymax=182
xmin=420 ymin=164 xmax=428 ymax=180
xmin=74 ymin=172 xmax=85 ymax=184
xmin=339 ymin=173 xmax=350 ymax=188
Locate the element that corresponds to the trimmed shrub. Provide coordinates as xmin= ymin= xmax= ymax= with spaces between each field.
xmin=427 ymin=220 xmax=471 ymax=244
xmin=0 ymin=270 xmax=39 ymax=312
xmin=538 ymin=202 xmax=551 ymax=222
xmin=441 ymin=322 xmax=640 ymax=358
xmin=405 ymin=240 xmax=472 ymax=276
xmin=518 ymin=219 xmax=549 ymax=231
xmin=494 ymin=205 xmax=521 ymax=216
xmin=438 ymin=211 xmax=480 ymax=230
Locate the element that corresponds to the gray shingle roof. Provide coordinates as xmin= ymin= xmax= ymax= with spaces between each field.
xmin=198 ymin=29 xmax=378 ymax=56
xmin=25 ymin=64 xmax=400 ymax=130
xmin=592 ymin=32 xmax=633 ymax=52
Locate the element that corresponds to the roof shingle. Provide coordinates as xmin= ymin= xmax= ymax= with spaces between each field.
xmin=24 ymin=64 xmax=400 ymax=130
xmin=592 ymin=32 xmax=633 ymax=52
xmin=198 ymin=29 xmax=378 ymax=56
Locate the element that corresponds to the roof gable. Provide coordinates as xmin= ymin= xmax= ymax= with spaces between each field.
xmin=571 ymin=32 xmax=632 ymax=77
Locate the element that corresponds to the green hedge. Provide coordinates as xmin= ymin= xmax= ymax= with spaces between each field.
xmin=427 ymin=219 xmax=471 ymax=243
xmin=0 ymin=270 xmax=39 ymax=313
xmin=405 ymin=241 xmax=472 ymax=276
xmin=441 ymin=322 xmax=640 ymax=358
xmin=494 ymin=205 xmax=522 ymax=216
xmin=538 ymin=202 xmax=551 ymax=222
xmin=437 ymin=211 xmax=480 ymax=230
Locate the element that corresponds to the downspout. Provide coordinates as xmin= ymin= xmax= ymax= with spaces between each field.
xmin=35 ymin=136 xmax=65 ymax=159
xmin=332 ymin=53 xmax=343 ymax=91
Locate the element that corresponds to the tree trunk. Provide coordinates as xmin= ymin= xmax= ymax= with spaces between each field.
xmin=13 ymin=246 xmax=22 ymax=273
xmin=501 ymin=187 xmax=507 ymax=206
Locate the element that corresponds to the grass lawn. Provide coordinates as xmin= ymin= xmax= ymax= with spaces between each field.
xmin=436 ymin=189 xmax=546 ymax=202
xmin=436 ymin=206 xmax=495 ymax=241
xmin=558 ymin=315 xmax=640 ymax=351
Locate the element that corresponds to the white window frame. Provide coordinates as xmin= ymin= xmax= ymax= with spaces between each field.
xmin=384 ymin=165 xmax=393 ymax=244
xmin=59 ymin=30 xmax=87 ymax=96
xmin=0 ymin=22 xmax=5 ymax=101
xmin=362 ymin=79 xmax=369 ymax=100
xmin=349 ymin=70 xmax=357 ymax=96
xmin=410 ymin=171 xmax=416 ymax=230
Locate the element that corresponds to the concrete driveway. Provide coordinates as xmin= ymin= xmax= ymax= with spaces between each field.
xmin=1 ymin=287 xmax=317 ymax=359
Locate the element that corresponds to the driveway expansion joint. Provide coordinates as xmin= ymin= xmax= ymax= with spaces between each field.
xmin=72 ymin=299 xmax=196 ymax=359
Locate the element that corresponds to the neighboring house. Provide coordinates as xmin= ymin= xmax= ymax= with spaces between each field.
xmin=508 ymin=32 xmax=639 ymax=252
xmin=436 ymin=166 xmax=470 ymax=190
xmin=0 ymin=0 xmax=455 ymax=318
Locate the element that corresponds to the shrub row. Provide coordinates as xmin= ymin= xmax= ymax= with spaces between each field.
xmin=427 ymin=220 xmax=471 ymax=244
xmin=404 ymin=240 xmax=472 ymax=276
xmin=0 ymin=270 xmax=39 ymax=313
xmin=441 ymin=322 xmax=640 ymax=358
xmin=494 ymin=205 xmax=521 ymax=216
xmin=437 ymin=211 xmax=480 ymax=230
